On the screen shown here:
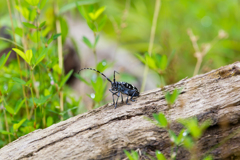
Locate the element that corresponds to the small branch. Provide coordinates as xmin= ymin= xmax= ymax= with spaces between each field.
xmin=141 ymin=0 xmax=161 ymax=92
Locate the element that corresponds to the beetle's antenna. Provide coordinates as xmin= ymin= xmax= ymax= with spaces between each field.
xmin=114 ymin=71 xmax=119 ymax=84
xmin=78 ymin=68 xmax=112 ymax=83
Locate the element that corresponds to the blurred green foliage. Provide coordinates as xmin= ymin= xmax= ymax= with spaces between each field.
xmin=0 ymin=0 xmax=239 ymax=150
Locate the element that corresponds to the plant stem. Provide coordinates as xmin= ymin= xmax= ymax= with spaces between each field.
xmin=30 ymin=81 xmax=37 ymax=127
xmin=55 ymin=3 xmax=64 ymax=121
xmin=193 ymin=56 xmax=202 ymax=76
xmin=6 ymin=0 xmax=30 ymax=119
xmin=140 ymin=0 xmax=161 ymax=92
xmin=0 ymin=37 xmax=24 ymax=49
xmin=2 ymin=99 xmax=11 ymax=143
xmin=93 ymin=32 xmax=97 ymax=66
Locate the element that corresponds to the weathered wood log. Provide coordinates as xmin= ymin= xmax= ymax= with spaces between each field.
xmin=1 ymin=62 xmax=240 ymax=160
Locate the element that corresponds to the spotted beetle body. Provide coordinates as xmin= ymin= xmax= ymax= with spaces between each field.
xmin=78 ymin=68 xmax=139 ymax=108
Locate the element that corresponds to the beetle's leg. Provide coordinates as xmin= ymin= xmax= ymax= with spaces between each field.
xmin=109 ymin=89 xmax=118 ymax=105
xmin=130 ymin=91 xmax=136 ymax=102
xmin=115 ymin=92 xmax=121 ymax=109
xmin=126 ymin=94 xmax=131 ymax=105
xmin=121 ymin=93 xmax=124 ymax=103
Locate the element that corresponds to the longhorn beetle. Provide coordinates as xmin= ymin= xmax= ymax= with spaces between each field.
xmin=78 ymin=68 xmax=139 ymax=108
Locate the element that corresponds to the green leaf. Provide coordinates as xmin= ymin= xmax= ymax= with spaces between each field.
xmin=25 ymin=0 xmax=40 ymax=6
xmin=165 ymin=88 xmax=180 ymax=105
xmin=124 ymin=150 xmax=138 ymax=160
xmin=47 ymin=116 xmax=53 ymax=127
xmin=15 ymin=27 xmax=23 ymax=37
xmin=98 ymin=15 xmax=107 ymax=31
xmin=39 ymin=21 xmax=46 ymax=28
xmin=75 ymin=73 xmax=91 ymax=85
xmin=12 ymin=77 xmax=26 ymax=85
xmin=44 ymin=89 xmax=50 ymax=96
xmin=53 ymin=64 xmax=62 ymax=74
xmin=145 ymin=54 xmax=157 ymax=70
xmin=76 ymin=3 xmax=90 ymax=21
xmin=29 ymin=9 xmax=37 ymax=21
xmin=5 ymin=105 xmax=15 ymax=115
xmin=89 ymin=6 xmax=105 ymax=20
xmin=22 ymin=22 xmax=37 ymax=29
xmin=168 ymin=130 xmax=177 ymax=144
xmin=59 ymin=0 xmax=98 ymax=15
xmin=0 ymin=51 xmax=11 ymax=69
xmin=96 ymin=60 xmax=108 ymax=72
xmin=59 ymin=70 xmax=73 ymax=88
xmin=25 ymin=49 xmax=33 ymax=65
xmin=203 ymin=155 xmax=213 ymax=160
xmin=182 ymin=136 xmax=194 ymax=149
xmin=39 ymin=0 xmax=47 ymax=9
xmin=13 ymin=119 xmax=26 ymax=131
xmin=53 ymin=33 xmax=61 ymax=40
xmin=180 ymin=118 xmax=202 ymax=139
xmin=83 ymin=36 xmax=93 ymax=48
xmin=153 ymin=113 xmax=168 ymax=128
xmin=93 ymin=35 xmax=100 ymax=48
xmin=135 ymin=53 xmax=146 ymax=64
xmin=34 ymin=48 xmax=47 ymax=67
xmin=159 ymin=55 xmax=168 ymax=71
xmin=12 ymin=48 xmax=26 ymax=61
xmin=0 ymin=130 xmax=13 ymax=135
xmin=14 ymin=99 xmax=25 ymax=115
xmin=176 ymin=129 xmax=187 ymax=144
xmin=15 ymin=6 xmax=30 ymax=20
xmin=156 ymin=150 xmax=167 ymax=160
xmin=170 ymin=89 xmax=180 ymax=104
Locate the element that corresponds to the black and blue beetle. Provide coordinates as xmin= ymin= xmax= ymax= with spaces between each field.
xmin=78 ymin=68 xmax=139 ymax=108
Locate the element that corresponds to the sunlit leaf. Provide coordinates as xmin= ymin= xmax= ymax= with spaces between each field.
xmin=15 ymin=27 xmax=23 ymax=37
xmin=203 ymin=155 xmax=213 ymax=160
xmin=53 ymin=64 xmax=62 ymax=74
xmin=25 ymin=0 xmax=40 ymax=6
xmin=0 ymin=130 xmax=13 ymax=135
xmin=47 ymin=116 xmax=53 ymax=127
xmin=12 ymin=48 xmax=26 ymax=61
xmin=123 ymin=150 xmax=138 ymax=160
xmin=168 ymin=130 xmax=177 ymax=144
xmin=156 ymin=150 xmax=167 ymax=160
xmin=89 ymin=6 xmax=105 ymax=20
xmin=13 ymin=119 xmax=26 ymax=131
xmin=25 ymin=49 xmax=33 ymax=65
xmin=59 ymin=0 xmax=98 ymax=15
xmin=153 ymin=113 xmax=168 ymax=128
xmin=5 ymin=105 xmax=15 ymax=115
xmin=176 ymin=129 xmax=187 ymax=144
xmin=39 ymin=0 xmax=47 ymax=9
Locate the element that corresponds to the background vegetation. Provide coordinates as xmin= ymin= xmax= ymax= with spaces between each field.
xmin=0 ymin=0 xmax=239 ymax=153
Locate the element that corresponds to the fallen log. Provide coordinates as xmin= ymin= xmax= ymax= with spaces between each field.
xmin=1 ymin=62 xmax=240 ymax=160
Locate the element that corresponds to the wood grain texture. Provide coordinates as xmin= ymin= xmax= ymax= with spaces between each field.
xmin=1 ymin=62 xmax=240 ymax=160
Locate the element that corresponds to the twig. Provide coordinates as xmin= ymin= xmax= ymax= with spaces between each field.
xmin=141 ymin=0 xmax=161 ymax=92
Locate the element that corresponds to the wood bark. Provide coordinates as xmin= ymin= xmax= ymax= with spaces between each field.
xmin=1 ymin=62 xmax=240 ymax=160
